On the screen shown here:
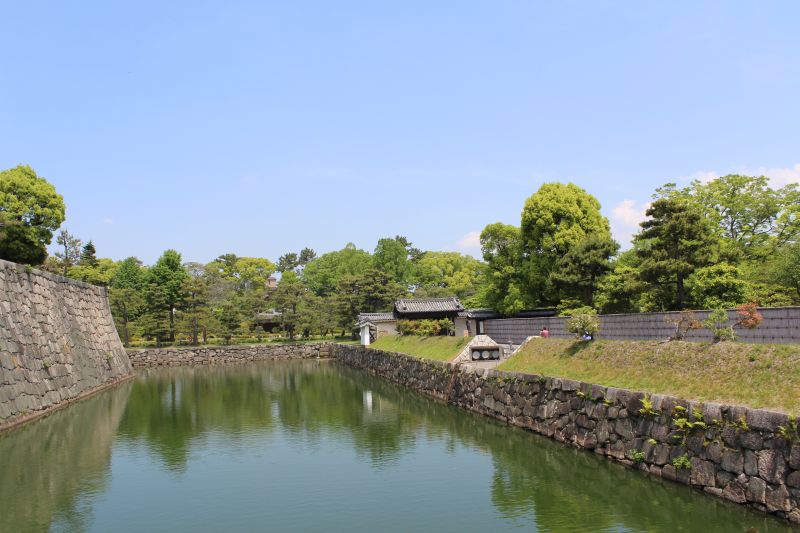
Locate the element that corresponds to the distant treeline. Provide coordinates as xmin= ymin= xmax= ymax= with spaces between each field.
xmin=1 ymin=165 xmax=798 ymax=346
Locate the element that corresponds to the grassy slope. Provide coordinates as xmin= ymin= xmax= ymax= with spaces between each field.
xmin=369 ymin=335 xmax=470 ymax=362
xmin=499 ymin=338 xmax=800 ymax=415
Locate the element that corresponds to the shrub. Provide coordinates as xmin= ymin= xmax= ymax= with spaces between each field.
xmin=566 ymin=312 xmax=599 ymax=340
xmin=665 ymin=310 xmax=702 ymax=341
xmin=703 ymin=308 xmax=735 ymax=342
xmin=397 ymin=319 xmax=454 ymax=336
xmin=735 ymin=302 xmax=763 ymax=330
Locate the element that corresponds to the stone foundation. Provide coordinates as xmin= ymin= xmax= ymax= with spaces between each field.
xmin=332 ymin=343 xmax=800 ymax=523
xmin=128 ymin=343 xmax=331 ymax=367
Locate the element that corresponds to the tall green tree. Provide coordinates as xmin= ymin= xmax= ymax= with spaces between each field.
xmin=634 ymin=196 xmax=717 ymax=310
xmin=79 ymin=240 xmax=98 ymax=267
xmin=373 ymin=237 xmax=412 ymax=285
xmin=519 ymin=182 xmax=611 ymax=305
xmin=147 ymin=250 xmax=189 ymax=341
xmin=480 ymin=223 xmax=525 ymax=314
xmin=277 ymin=252 xmax=299 ymax=273
xmin=178 ymin=262 xmax=212 ymax=345
xmin=0 ymin=165 xmax=65 ymax=265
xmin=301 ymin=243 xmax=373 ymax=296
xmin=549 ymin=234 xmax=618 ymax=308
xmin=268 ymin=270 xmax=310 ymax=339
xmin=688 ymin=263 xmax=748 ymax=309
xmin=690 ymin=174 xmax=800 ymax=259
xmin=333 ymin=269 xmax=406 ymax=333
xmin=299 ymin=247 xmax=317 ymax=265
xmin=54 ymin=229 xmax=82 ymax=276
xmin=771 ymin=242 xmax=800 ymax=301
xmin=411 ymin=251 xmax=485 ymax=299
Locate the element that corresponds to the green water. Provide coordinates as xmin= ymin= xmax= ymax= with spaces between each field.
xmin=0 ymin=361 xmax=795 ymax=532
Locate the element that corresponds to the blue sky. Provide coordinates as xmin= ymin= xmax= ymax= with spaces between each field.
xmin=2 ymin=1 xmax=799 ymax=264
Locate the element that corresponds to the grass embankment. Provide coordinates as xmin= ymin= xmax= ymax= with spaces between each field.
xmin=369 ymin=336 xmax=470 ymax=362
xmin=499 ymin=338 xmax=800 ymax=414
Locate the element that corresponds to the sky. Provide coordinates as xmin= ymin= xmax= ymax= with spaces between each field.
xmin=1 ymin=1 xmax=799 ymax=265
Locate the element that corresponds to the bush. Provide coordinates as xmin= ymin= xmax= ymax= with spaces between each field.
xmin=735 ymin=302 xmax=763 ymax=330
xmin=665 ymin=311 xmax=702 ymax=341
xmin=566 ymin=313 xmax=600 ymax=340
xmin=397 ymin=319 xmax=454 ymax=336
xmin=703 ymin=308 xmax=735 ymax=342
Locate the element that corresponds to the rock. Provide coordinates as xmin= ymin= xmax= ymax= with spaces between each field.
xmin=705 ymin=441 xmax=722 ymax=463
xmin=690 ymin=458 xmax=716 ymax=487
xmin=747 ymin=409 xmax=789 ymax=432
xmin=790 ymin=444 xmax=800 ymax=470
xmin=765 ymin=484 xmax=791 ymax=513
xmin=739 ymin=431 xmax=763 ymax=450
xmin=746 ymin=476 xmax=767 ymax=504
xmin=757 ymin=449 xmax=788 ymax=484
xmin=744 ymin=450 xmax=758 ymax=476
xmin=721 ymin=478 xmax=747 ymax=504
xmin=720 ymin=450 xmax=744 ymax=474
xmin=786 ymin=471 xmax=800 ymax=488
xmin=615 ymin=418 xmax=634 ymax=440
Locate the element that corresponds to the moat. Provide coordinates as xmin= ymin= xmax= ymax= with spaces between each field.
xmin=1 ymin=360 xmax=794 ymax=532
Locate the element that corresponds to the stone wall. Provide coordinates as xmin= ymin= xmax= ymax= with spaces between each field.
xmin=332 ymin=343 xmax=800 ymax=523
xmin=0 ymin=259 xmax=133 ymax=430
xmin=485 ymin=306 xmax=800 ymax=345
xmin=128 ymin=343 xmax=332 ymax=367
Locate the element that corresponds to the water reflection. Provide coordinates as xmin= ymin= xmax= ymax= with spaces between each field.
xmin=0 ymin=361 xmax=795 ymax=532
xmin=0 ymin=381 xmax=131 ymax=532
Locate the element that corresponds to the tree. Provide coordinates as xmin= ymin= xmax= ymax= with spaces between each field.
xmin=79 ymin=240 xmax=98 ymax=267
xmin=268 ymin=270 xmax=309 ymax=339
xmin=68 ymin=257 xmax=117 ymax=285
xmin=299 ymin=247 xmax=317 ymax=265
xmin=594 ymin=265 xmax=645 ymax=314
xmin=373 ymin=237 xmax=412 ymax=285
xmin=771 ymin=242 xmax=800 ymax=301
xmin=480 ymin=222 xmax=525 ymax=314
xmin=301 ymin=243 xmax=373 ymax=296
xmin=147 ymin=250 xmax=189 ymax=342
xmin=215 ymin=298 xmax=241 ymax=344
xmin=54 ymin=229 xmax=82 ymax=276
xmin=109 ymin=287 xmax=143 ymax=346
xmin=332 ymin=269 xmax=406 ymax=334
xmin=688 ymin=263 xmax=748 ymax=309
xmin=549 ymin=234 xmax=618 ymax=307
xmin=277 ymin=252 xmax=299 ymax=273
xmin=178 ymin=263 xmax=211 ymax=345
xmin=411 ymin=251 xmax=485 ymax=299
xmin=520 ymin=183 xmax=611 ymax=305
xmin=108 ymin=256 xmax=147 ymax=345
xmin=634 ymin=196 xmax=717 ymax=310
xmin=0 ymin=165 xmax=65 ymax=265
xmin=690 ymin=174 xmax=800 ymax=259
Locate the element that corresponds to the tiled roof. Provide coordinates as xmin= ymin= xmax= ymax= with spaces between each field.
xmin=356 ymin=312 xmax=396 ymax=326
xmin=394 ymin=297 xmax=464 ymax=315
xmin=458 ymin=308 xmax=501 ymax=319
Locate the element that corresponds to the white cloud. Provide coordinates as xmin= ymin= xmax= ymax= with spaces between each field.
xmin=609 ymin=199 xmax=649 ymax=248
xmin=679 ymin=164 xmax=800 ymax=187
xmin=750 ymin=164 xmax=800 ymax=187
xmin=102 ymin=217 xmax=114 ymax=225
xmin=457 ymin=231 xmax=481 ymax=250
xmin=451 ymin=231 xmax=483 ymax=257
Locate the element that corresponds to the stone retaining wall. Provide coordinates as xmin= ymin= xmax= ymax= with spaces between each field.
xmin=332 ymin=343 xmax=800 ymax=523
xmin=485 ymin=306 xmax=800 ymax=345
xmin=127 ymin=343 xmax=331 ymax=367
xmin=0 ymin=259 xmax=133 ymax=431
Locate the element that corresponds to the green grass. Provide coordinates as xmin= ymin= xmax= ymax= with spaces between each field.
xmin=369 ymin=335 xmax=470 ymax=362
xmin=499 ymin=338 xmax=800 ymax=414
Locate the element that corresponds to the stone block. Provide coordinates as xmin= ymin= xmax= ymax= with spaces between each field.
xmin=757 ymin=449 xmax=788 ymax=484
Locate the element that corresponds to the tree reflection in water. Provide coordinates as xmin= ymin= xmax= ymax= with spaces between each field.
xmin=1 ymin=361 xmax=793 ymax=532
